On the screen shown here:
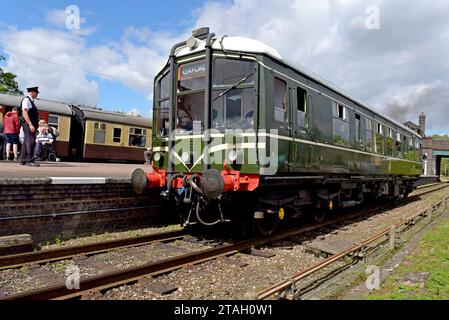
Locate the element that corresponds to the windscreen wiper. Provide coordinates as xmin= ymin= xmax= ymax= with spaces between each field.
xmin=213 ymin=72 xmax=254 ymax=102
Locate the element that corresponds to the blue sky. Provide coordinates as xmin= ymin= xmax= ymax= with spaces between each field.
xmin=1 ymin=1 xmax=448 ymax=134
xmin=0 ymin=0 xmax=209 ymax=117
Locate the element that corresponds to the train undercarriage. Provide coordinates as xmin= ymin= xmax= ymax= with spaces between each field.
xmin=137 ymin=168 xmax=418 ymax=236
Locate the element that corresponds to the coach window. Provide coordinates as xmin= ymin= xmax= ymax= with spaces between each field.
xmin=113 ymin=128 xmax=122 ymax=143
xmin=93 ymin=122 xmax=106 ymax=144
xmin=386 ymin=128 xmax=394 ymax=156
xmin=366 ymin=118 xmax=373 ymax=152
xmin=274 ymin=78 xmax=287 ymax=122
xmin=297 ymin=87 xmax=307 ymax=128
xmin=129 ymin=128 xmax=146 ymax=147
xmin=409 ymin=139 xmax=416 ymax=161
xmin=355 ymin=114 xmax=361 ymax=144
xmin=395 ymin=132 xmax=402 ymax=158
xmin=415 ymin=141 xmax=421 ymax=162
xmin=48 ymin=115 xmax=59 ymax=130
xmin=332 ymin=102 xmax=350 ymax=146
xmin=403 ymin=136 xmax=409 ymax=159
xmin=374 ymin=123 xmax=384 ymax=154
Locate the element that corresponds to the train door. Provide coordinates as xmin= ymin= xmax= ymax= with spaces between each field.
xmin=291 ymin=86 xmax=310 ymax=172
xmin=272 ymin=76 xmax=291 ymax=173
xmin=69 ymin=106 xmax=85 ymax=161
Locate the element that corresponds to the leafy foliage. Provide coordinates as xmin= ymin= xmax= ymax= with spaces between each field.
xmin=0 ymin=56 xmax=23 ymax=95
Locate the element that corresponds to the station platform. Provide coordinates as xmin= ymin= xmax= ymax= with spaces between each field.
xmin=0 ymin=161 xmax=164 ymax=243
xmin=0 ymin=161 xmax=148 ymax=183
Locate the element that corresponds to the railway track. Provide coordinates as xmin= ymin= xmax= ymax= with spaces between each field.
xmin=1 ymin=182 xmax=447 ymax=300
xmin=257 ymin=185 xmax=449 ymax=300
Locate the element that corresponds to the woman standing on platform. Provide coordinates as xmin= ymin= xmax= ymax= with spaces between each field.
xmin=4 ymin=106 xmax=21 ymax=161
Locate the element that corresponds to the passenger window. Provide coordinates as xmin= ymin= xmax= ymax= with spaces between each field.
xmin=374 ymin=123 xmax=384 ymax=154
xmin=395 ymin=132 xmax=402 ymax=158
xmin=297 ymin=87 xmax=307 ymax=127
xmin=93 ymin=122 xmax=106 ymax=144
xmin=366 ymin=118 xmax=373 ymax=152
xmin=274 ymin=78 xmax=287 ymax=122
xmin=113 ymin=128 xmax=122 ymax=143
xmin=355 ymin=114 xmax=361 ymax=143
xmin=129 ymin=127 xmax=147 ymax=147
xmin=332 ymin=102 xmax=350 ymax=146
xmin=386 ymin=128 xmax=394 ymax=157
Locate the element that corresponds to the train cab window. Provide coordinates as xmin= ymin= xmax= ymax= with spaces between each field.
xmin=177 ymin=93 xmax=204 ymax=133
xmin=48 ymin=115 xmax=59 ymax=130
xmin=297 ymin=87 xmax=307 ymax=128
xmin=178 ymin=59 xmax=206 ymax=92
xmin=213 ymin=59 xmax=254 ymax=86
xmin=159 ymin=72 xmax=170 ymax=100
xmin=113 ymin=128 xmax=122 ymax=143
xmin=332 ymin=102 xmax=350 ymax=146
xmin=129 ymin=127 xmax=147 ymax=147
xmin=274 ymin=78 xmax=287 ymax=122
xmin=93 ymin=122 xmax=106 ymax=144
xmin=395 ymin=132 xmax=402 ymax=158
xmin=212 ymin=88 xmax=254 ymax=130
xmin=157 ymin=100 xmax=170 ymax=137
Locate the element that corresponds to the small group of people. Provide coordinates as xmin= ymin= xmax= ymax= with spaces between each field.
xmin=0 ymin=87 xmax=59 ymax=166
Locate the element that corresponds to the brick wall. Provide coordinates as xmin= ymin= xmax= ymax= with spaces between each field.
xmin=0 ymin=180 xmax=169 ymax=243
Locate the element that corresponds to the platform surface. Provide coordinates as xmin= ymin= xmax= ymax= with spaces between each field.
xmin=0 ymin=161 xmax=148 ymax=180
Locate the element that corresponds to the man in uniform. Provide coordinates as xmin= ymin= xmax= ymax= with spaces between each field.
xmin=20 ymin=86 xmax=41 ymax=167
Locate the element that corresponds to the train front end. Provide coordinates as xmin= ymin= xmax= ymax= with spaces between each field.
xmin=132 ymin=28 xmax=269 ymax=227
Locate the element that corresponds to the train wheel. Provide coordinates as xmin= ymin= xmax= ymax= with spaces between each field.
xmin=253 ymin=215 xmax=279 ymax=236
xmin=313 ymin=208 xmax=327 ymax=223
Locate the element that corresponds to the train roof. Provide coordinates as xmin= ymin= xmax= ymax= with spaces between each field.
xmin=75 ymin=106 xmax=152 ymax=128
xmin=174 ymin=35 xmax=420 ymax=138
xmin=0 ymin=93 xmax=73 ymax=116
xmin=0 ymin=93 xmax=152 ymax=128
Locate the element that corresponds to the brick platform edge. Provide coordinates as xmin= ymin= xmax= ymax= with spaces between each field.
xmin=0 ymin=179 xmax=168 ymax=243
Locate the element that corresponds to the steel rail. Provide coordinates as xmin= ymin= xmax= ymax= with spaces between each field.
xmin=257 ymin=188 xmax=449 ymax=300
xmin=0 ymin=230 xmax=186 ymax=270
xmin=2 ymin=183 xmax=447 ymax=300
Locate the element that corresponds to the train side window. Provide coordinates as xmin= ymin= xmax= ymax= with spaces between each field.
xmin=386 ymin=128 xmax=394 ymax=156
xmin=403 ymin=136 xmax=409 ymax=159
xmin=48 ymin=115 xmax=59 ymax=130
xmin=332 ymin=102 xmax=350 ymax=146
xmin=274 ymin=77 xmax=287 ymax=122
xmin=395 ymin=132 xmax=402 ymax=158
xmin=409 ymin=139 xmax=415 ymax=161
xmin=297 ymin=87 xmax=307 ymax=128
xmin=374 ymin=123 xmax=384 ymax=154
xmin=129 ymin=127 xmax=146 ymax=147
xmin=415 ymin=141 xmax=421 ymax=162
xmin=355 ymin=114 xmax=361 ymax=143
xmin=93 ymin=122 xmax=106 ymax=144
xmin=366 ymin=118 xmax=373 ymax=152
xmin=113 ymin=128 xmax=122 ymax=143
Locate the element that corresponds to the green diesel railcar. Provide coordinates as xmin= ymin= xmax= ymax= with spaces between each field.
xmin=132 ymin=28 xmax=422 ymax=234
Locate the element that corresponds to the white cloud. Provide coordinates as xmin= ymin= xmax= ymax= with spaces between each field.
xmin=2 ymin=1 xmax=449 ymax=132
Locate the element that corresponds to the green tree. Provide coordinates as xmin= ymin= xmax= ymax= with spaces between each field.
xmin=0 ymin=55 xmax=23 ymax=95
xmin=431 ymin=134 xmax=449 ymax=141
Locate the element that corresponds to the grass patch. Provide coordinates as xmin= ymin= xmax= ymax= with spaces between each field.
xmin=366 ymin=215 xmax=449 ymax=300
